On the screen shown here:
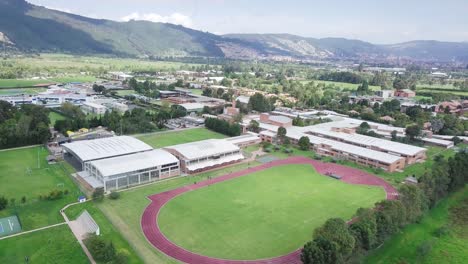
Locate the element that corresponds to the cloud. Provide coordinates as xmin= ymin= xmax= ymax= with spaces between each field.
xmin=45 ymin=6 xmax=72 ymax=13
xmin=121 ymin=12 xmax=193 ymax=28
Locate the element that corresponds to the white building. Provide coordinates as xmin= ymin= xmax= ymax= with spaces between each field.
xmin=63 ymin=136 xmax=180 ymax=191
xmin=164 ymin=139 xmax=244 ymax=173
xmin=81 ymin=102 xmax=107 ymax=115
xmin=83 ymin=149 xmax=180 ymax=191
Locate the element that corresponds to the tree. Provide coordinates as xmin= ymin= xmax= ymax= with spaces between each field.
xmin=0 ymin=196 xmax=7 ymax=210
xmin=248 ymin=93 xmax=272 ymax=112
xmin=313 ymin=218 xmax=355 ymax=258
xmin=405 ymin=124 xmax=421 ymax=141
xmin=349 ymin=208 xmax=377 ymax=251
xmin=248 ymin=120 xmax=260 ymax=133
xmin=293 ymin=115 xmax=304 ymax=127
xmin=277 ymin=127 xmax=287 ymax=143
xmin=391 ymin=130 xmax=398 ymax=141
xmin=298 ymin=136 xmax=310 ymax=150
xmin=398 ymin=184 xmax=428 ymax=223
xmin=301 ymin=237 xmax=339 ymax=264
xmin=356 ymin=80 xmax=370 ymax=95
xmin=92 ymin=188 xmax=105 ymax=201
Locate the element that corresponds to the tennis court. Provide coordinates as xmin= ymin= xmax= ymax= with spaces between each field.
xmin=0 ymin=215 xmax=22 ymax=237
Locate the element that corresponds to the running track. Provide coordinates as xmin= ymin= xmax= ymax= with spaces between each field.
xmin=141 ymin=157 xmax=398 ymax=264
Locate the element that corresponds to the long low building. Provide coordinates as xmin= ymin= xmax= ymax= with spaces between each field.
xmin=81 ymin=149 xmax=180 ymax=192
xmin=306 ymin=127 xmax=427 ymax=165
xmin=164 ymin=139 xmax=244 ymax=174
xmin=62 ymin=136 xmax=153 ymax=169
xmin=63 ymin=136 xmax=180 ymax=192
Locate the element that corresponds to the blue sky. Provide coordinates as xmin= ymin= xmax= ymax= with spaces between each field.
xmin=28 ymin=0 xmax=468 ymax=44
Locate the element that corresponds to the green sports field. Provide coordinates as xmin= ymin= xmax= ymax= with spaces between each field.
xmin=135 ymin=128 xmax=226 ymax=148
xmin=158 ymin=164 xmax=385 ymax=260
xmin=0 ymin=147 xmax=83 ymax=230
xmin=0 ymin=225 xmax=88 ymax=264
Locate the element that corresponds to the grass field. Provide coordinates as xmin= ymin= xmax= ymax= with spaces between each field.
xmin=135 ymin=128 xmax=226 ymax=148
xmin=365 ymin=187 xmax=468 ymax=264
xmin=98 ymin=161 xmax=261 ymax=264
xmin=116 ymin=90 xmax=136 ymax=97
xmin=48 ymin=112 xmax=68 ymax=127
xmin=304 ymin=80 xmax=381 ymax=91
xmin=0 ymin=147 xmax=83 ymax=230
xmin=0 ymin=88 xmax=47 ymax=95
xmin=65 ymin=202 xmax=141 ymax=264
xmin=158 ymin=164 xmax=385 ymax=260
xmin=0 ymin=79 xmax=52 ymax=88
xmin=6 ymin=54 xmax=201 ymax=74
xmin=0 ymin=225 xmax=88 ymax=264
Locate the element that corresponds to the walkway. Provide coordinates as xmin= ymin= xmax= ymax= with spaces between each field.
xmin=0 ymin=222 xmax=66 ymax=240
xmin=61 ymin=202 xmax=97 ymax=264
xmin=141 ymin=157 xmax=397 ymax=264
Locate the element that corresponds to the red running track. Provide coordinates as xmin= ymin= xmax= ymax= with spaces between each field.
xmin=141 ymin=157 xmax=397 ymax=264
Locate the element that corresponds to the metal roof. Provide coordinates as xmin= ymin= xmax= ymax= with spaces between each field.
xmin=164 ymin=139 xmax=240 ymax=160
xmin=307 ymin=135 xmax=404 ymax=164
xmin=88 ymin=149 xmax=179 ymax=177
xmin=63 ymin=136 xmax=153 ymax=162
xmin=310 ymin=128 xmax=426 ymax=156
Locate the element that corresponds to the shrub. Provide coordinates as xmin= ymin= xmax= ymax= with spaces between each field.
xmin=21 ymin=196 xmax=26 ymax=204
xmin=64 ymin=189 xmax=69 ymax=195
xmin=109 ymin=191 xmax=120 ymax=200
xmin=417 ymin=241 xmax=432 ymax=257
xmin=433 ymin=226 xmax=450 ymax=237
xmin=92 ymin=188 xmax=105 ymax=201
xmin=0 ymin=196 xmax=8 ymax=210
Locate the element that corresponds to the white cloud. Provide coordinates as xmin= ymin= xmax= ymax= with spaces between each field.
xmin=45 ymin=6 xmax=72 ymax=13
xmin=121 ymin=12 xmax=193 ymax=28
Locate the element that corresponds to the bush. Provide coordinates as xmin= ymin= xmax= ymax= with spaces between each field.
xmin=92 ymin=188 xmax=105 ymax=201
xmin=417 ymin=241 xmax=432 ymax=257
xmin=109 ymin=191 xmax=120 ymax=200
xmin=0 ymin=196 xmax=8 ymax=210
xmin=433 ymin=226 xmax=450 ymax=237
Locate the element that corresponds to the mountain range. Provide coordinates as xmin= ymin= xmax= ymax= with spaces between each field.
xmin=1 ymin=0 xmax=468 ymax=63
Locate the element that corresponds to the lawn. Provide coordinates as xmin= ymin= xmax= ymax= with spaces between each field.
xmin=158 ymin=164 xmax=385 ymax=260
xmin=0 ymin=225 xmax=88 ymax=264
xmin=365 ymin=186 xmax=468 ymax=264
xmin=0 ymin=88 xmax=47 ymax=95
xmin=98 ymin=161 xmax=261 ymax=264
xmin=49 ymin=112 xmax=68 ymax=127
xmin=0 ymin=146 xmax=83 ymax=230
xmin=135 ymin=128 xmax=226 ymax=148
xmin=303 ymin=80 xmax=381 ymax=91
xmin=65 ymin=202 xmax=141 ymax=264
xmin=0 ymin=79 xmax=52 ymax=88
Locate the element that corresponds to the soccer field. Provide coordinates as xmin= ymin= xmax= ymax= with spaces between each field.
xmin=136 ymin=128 xmax=226 ymax=148
xmin=158 ymin=164 xmax=385 ymax=260
xmin=0 ymin=146 xmax=83 ymax=230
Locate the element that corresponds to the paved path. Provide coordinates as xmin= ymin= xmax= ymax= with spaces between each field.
xmin=61 ymin=202 xmax=97 ymax=264
xmin=0 ymin=222 xmax=67 ymax=240
xmin=141 ymin=157 xmax=397 ymax=264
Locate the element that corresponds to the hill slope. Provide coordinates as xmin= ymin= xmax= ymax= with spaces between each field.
xmin=1 ymin=0 xmax=468 ymax=62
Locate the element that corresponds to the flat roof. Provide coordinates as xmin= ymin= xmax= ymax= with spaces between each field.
xmin=164 ymin=139 xmax=240 ymax=160
xmin=63 ymin=136 xmax=153 ymax=162
xmin=226 ymin=133 xmax=261 ymax=145
xmin=307 ymin=135 xmax=404 ymax=164
xmin=179 ymin=103 xmax=205 ymax=110
xmin=310 ymin=128 xmax=426 ymax=156
xmin=89 ymin=149 xmax=178 ymax=177
xmin=269 ymin=115 xmax=292 ymax=124
xmin=82 ymin=102 xmax=106 ymax=109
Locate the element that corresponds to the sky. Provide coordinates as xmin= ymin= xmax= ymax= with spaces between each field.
xmin=27 ymin=0 xmax=468 ymax=44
